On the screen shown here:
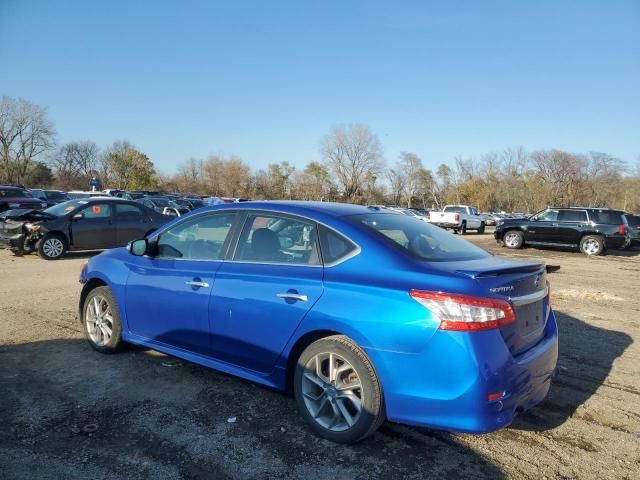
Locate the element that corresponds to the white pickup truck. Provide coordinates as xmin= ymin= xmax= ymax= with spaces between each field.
xmin=427 ymin=205 xmax=486 ymax=234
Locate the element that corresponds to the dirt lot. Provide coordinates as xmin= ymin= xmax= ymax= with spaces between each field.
xmin=1 ymin=230 xmax=639 ymax=479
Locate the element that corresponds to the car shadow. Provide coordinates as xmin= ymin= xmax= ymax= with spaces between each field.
xmin=509 ymin=310 xmax=632 ymax=431
xmin=0 ymin=338 xmax=507 ymax=479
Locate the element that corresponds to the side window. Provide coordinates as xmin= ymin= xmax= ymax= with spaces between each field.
xmin=82 ymin=203 xmax=111 ymax=219
xmin=558 ymin=210 xmax=588 ymax=222
xmin=234 ymin=214 xmax=320 ymax=265
xmin=156 ymin=213 xmax=237 ymax=260
xmin=591 ymin=210 xmax=622 ymax=225
xmin=536 ymin=209 xmax=559 ymax=222
xmin=318 ymin=225 xmax=358 ymax=265
xmin=116 ymin=203 xmax=144 ymax=218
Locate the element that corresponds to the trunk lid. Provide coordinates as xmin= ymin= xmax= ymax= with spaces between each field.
xmin=430 ymin=257 xmax=549 ymax=356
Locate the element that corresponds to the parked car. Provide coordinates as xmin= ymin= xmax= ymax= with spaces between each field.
xmin=0 ymin=197 xmax=170 ymax=259
xmin=625 ymin=214 xmax=640 ymax=248
xmin=29 ymin=189 xmax=70 ymax=207
xmin=78 ymin=201 xmax=558 ymax=443
xmin=427 ymin=205 xmax=486 ymax=234
xmin=0 ymin=185 xmax=47 ymax=212
xmin=173 ymin=197 xmax=205 ymax=211
xmin=137 ymin=196 xmax=190 ymax=216
xmin=494 ymin=207 xmax=629 ymax=256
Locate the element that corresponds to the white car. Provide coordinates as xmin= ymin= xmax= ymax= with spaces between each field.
xmin=427 ymin=205 xmax=486 ymax=234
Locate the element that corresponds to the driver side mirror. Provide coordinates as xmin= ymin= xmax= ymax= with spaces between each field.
xmin=128 ymin=238 xmax=149 ymax=256
xmin=72 ymin=212 xmax=85 ymax=221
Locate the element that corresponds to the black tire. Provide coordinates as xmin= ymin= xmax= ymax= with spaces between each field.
xmin=503 ymin=230 xmax=524 ymax=249
xmin=460 ymin=221 xmax=467 ymax=235
xmin=477 ymin=222 xmax=485 ymax=234
xmin=36 ymin=233 xmax=67 ymax=260
xmin=82 ymin=286 xmax=124 ymax=353
xmin=579 ymin=235 xmax=605 ymax=256
xmin=294 ymin=335 xmax=385 ymax=444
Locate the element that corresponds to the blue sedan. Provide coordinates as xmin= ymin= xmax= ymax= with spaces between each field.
xmin=79 ymin=201 xmax=558 ymax=443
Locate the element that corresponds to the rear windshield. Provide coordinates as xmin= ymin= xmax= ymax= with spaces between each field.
xmin=349 ymin=213 xmax=490 ymax=262
xmin=0 ymin=188 xmax=33 ymax=198
xmin=626 ymin=215 xmax=640 ymax=227
xmin=46 ymin=191 xmax=68 ymax=200
xmin=443 ymin=206 xmax=466 ymax=213
xmin=590 ymin=210 xmax=623 ymax=225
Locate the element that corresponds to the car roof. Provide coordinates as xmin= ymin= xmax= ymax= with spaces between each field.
xmin=197 ymin=200 xmax=387 ymax=218
xmin=548 ymin=206 xmax=624 ymax=212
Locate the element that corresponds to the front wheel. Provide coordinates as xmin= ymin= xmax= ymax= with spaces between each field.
xmin=37 ymin=233 xmax=67 ymax=260
xmin=579 ymin=235 xmax=605 ymax=256
xmin=477 ymin=222 xmax=485 ymax=234
xmin=82 ymin=286 xmax=124 ymax=353
xmin=294 ymin=335 xmax=385 ymax=443
xmin=460 ymin=221 xmax=467 ymax=235
xmin=503 ymin=230 xmax=524 ymax=249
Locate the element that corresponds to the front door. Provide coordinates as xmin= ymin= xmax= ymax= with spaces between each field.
xmin=71 ymin=202 xmax=117 ymax=249
xmin=210 ymin=212 xmax=324 ymax=373
xmin=124 ymin=211 xmax=238 ymax=355
xmin=527 ymin=209 xmax=560 ymax=243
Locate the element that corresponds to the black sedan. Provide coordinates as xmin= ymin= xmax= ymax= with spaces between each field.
xmin=0 ymin=197 xmax=171 ymax=259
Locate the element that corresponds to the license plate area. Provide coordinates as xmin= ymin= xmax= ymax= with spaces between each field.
xmin=515 ymin=300 xmax=545 ymax=337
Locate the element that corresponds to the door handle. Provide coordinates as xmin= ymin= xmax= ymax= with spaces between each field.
xmin=185 ymin=281 xmax=209 ymax=288
xmin=276 ymin=293 xmax=308 ymax=302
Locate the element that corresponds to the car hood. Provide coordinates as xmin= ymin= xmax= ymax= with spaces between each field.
xmin=0 ymin=208 xmax=57 ymax=222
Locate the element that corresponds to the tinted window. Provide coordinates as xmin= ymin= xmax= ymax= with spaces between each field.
xmin=116 ymin=203 xmax=144 ymax=218
xmin=590 ymin=210 xmax=623 ymax=225
xmin=626 ymin=215 xmax=640 ymax=228
xmin=351 ymin=213 xmax=490 ymax=262
xmin=558 ymin=210 xmax=587 ymax=222
xmin=0 ymin=188 xmax=33 ymax=198
xmin=318 ymin=225 xmax=357 ymax=264
xmin=156 ymin=213 xmax=237 ymax=260
xmin=443 ymin=206 xmax=466 ymax=213
xmin=45 ymin=191 xmax=68 ymax=200
xmin=535 ymin=209 xmax=559 ymax=222
xmin=234 ymin=214 xmax=320 ymax=265
xmin=82 ymin=203 xmax=111 ymax=219
xmin=44 ymin=199 xmax=89 ymax=216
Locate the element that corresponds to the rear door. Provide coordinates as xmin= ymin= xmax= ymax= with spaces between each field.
xmin=555 ymin=209 xmax=589 ymax=244
xmin=71 ymin=202 xmax=117 ymax=249
xmin=114 ymin=202 xmax=151 ymax=245
xmin=210 ymin=212 xmax=323 ymax=373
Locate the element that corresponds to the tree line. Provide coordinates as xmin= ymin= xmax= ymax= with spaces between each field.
xmin=2 ymin=96 xmax=639 ymax=212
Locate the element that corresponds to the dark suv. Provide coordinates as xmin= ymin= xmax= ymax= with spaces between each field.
xmin=494 ymin=207 xmax=629 ymax=256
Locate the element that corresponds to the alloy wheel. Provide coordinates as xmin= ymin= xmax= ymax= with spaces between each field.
xmin=504 ymin=232 xmax=521 ymax=248
xmin=301 ymin=352 xmax=363 ymax=432
xmin=42 ymin=238 xmax=64 ymax=258
xmin=85 ymin=295 xmax=114 ymax=346
xmin=583 ymin=239 xmax=600 ymax=255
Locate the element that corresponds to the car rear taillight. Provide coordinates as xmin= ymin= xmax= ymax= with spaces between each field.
xmin=409 ymin=290 xmax=515 ymax=331
xmin=618 ymin=224 xmax=626 ymax=235
xmin=455 ymin=214 xmax=460 ymax=222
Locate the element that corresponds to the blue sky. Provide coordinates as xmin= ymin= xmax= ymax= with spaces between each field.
xmin=1 ymin=0 xmax=638 ymax=174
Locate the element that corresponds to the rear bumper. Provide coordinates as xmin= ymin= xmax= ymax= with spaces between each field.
xmin=369 ymin=310 xmax=559 ymax=433
xmin=431 ymin=222 xmax=460 ymax=229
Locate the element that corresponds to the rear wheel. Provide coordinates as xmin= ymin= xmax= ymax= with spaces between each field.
xmin=503 ymin=230 xmax=524 ymax=249
xmin=579 ymin=235 xmax=605 ymax=256
xmin=37 ymin=233 xmax=67 ymax=260
xmin=294 ymin=335 xmax=385 ymax=443
xmin=460 ymin=221 xmax=467 ymax=235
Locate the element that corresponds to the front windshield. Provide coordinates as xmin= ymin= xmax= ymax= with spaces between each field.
xmin=350 ymin=213 xmax=490 ymax=262
xmin=44 ymin=199 xmax=89 ymax=217
xmin=0 ymin=188 xmax=34 ymax=198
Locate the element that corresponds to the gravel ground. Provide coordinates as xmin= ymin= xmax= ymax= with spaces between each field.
xmin=1 ymin=230 xmax=639 ymax=479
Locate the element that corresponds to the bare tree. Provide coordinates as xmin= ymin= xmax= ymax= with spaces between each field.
xmin=398 ymin=152 xmax=423 ymax=207
xmin=0 ymin=97 xmax=55 ymax=183
xmin=320 ymin=124 xmax=384 ymax=201
xmin=49 ymin=141 xmax=100 ymax=189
